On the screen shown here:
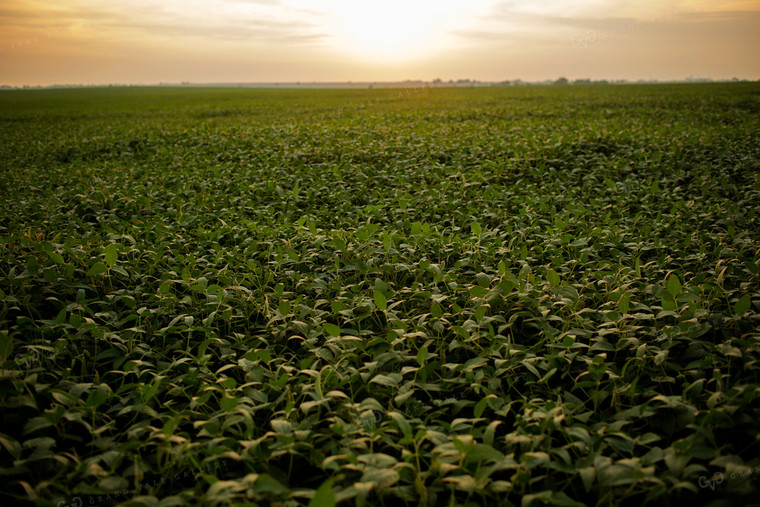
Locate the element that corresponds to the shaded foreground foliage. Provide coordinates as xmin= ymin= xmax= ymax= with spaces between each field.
xmin=1 ymin=83 xmax=760 ymax=506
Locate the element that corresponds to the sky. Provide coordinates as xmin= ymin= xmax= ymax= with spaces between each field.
xmin=1 ymin=0 xmax=759 ymax=86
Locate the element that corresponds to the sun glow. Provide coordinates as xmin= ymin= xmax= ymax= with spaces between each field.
xmin=321 ymin=0 xmax=464 ymax=61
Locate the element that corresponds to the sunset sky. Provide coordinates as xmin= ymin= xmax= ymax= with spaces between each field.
xmin=1 ymin=0 xmax=759 ymax=86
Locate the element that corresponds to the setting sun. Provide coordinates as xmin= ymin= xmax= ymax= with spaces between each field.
xmin=320 ymin=0 xmax=465 ymax=61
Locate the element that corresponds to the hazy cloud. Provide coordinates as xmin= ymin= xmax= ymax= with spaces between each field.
xmin=1 ymin=0 xmax=327 ymax=46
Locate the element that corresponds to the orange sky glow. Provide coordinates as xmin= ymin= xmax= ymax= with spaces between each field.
xmin=1 ymin=0 xmax=758 ymax=86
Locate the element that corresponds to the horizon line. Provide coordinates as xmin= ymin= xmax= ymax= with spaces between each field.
xmin=2 ymin=76 xmax=758 ymax=91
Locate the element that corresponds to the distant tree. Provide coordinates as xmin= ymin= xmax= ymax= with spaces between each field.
xmin=554 ymin=77 xmax=569 ymax=85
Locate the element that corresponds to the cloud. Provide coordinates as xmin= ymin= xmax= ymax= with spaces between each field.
xmin=116 ymin=1 xmax=326 ymax=45
xmin=113 ymin=17 xmax=328 ymax=45
xmin=452 ymin=0 xmax=760 ymax=49
xmin=1 ymin=0 xmax=328 ymax=47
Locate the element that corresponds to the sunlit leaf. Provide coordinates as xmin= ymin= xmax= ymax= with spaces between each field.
xmin=373 ymin=290 xmax=387 ymax=311
xmin=324 ymin=324 xmax=340 ymax=337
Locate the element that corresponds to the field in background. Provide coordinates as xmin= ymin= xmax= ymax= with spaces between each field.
xmin=1 ymin=83 xmax=759 ymax=506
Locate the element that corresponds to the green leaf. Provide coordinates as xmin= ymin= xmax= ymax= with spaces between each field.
xmin=551 ymin=491 xmax=585 ymax=506
xmin=111 ymin=265 xmax=129 ymax=277
xmin=475 ymin=272 xmax=491 ymax=288
xmin=521 ymin=451 xmax=551 ymax=467
xmin=547 ymin=269 xmax=560 ymax=287
xmin=0 ymin=331 xmax=12 ymax=362
xmin=471 ymin=221 xmax=482 ymax=236
xmin=26 ymin=255 xmax=39 ymax=275
xmin=373 ymin=290 xmax=387 ymax=311
xmin=104 ymin=243 xmax=119 ymax=268
xmin=484 ymin=420 xmax=501 ymax=446
xmin=254 ymin=349 xmax=273 ymax=363
xmin=162 ymin=416 xmax=180 ymax=437
xmin=389 ymin=411 xmax=412 ymax=441
xmin=271 ymin=419 xmax=292 ymax=434
xmin=86 ymin=262 xmax=108 ymax=277
xmin=521 ymin=360 xmax=540 ymax=379
xmin=383 ymin=232 xmax=393 ymax=251
xmin=618 ymin=292 xmax=631 ymax=315
xmin=308 ymin=478 xmax=336 ymax=507
xmin=589 ymin=355 xmax=606 ymax=382
xmin=416 ymin=346 xmax=428 ymax=366
xmin=324 ymin=323 xmax=340 ymax=337
xmin=666 ymin=274 xmax=682 ymax=297
xmin=499 ymin=279 xmax=516 ymax=294
xmin=370 ymin=373 xmax=401 ymax=387
xmin=24 ymin=417 xmax=54 ymax=434
xmin=361 ymin=468 xmax=400 ymax=489
xmin=220 ymin=395 xmax=238 ymax=412
xmin=69 ymin=313 xmax=82 ymax=328
xmin=654 ymin=350 xmax=669 ymax=366
xmin=49 ymin=251 xmax=65 ymax=265
xmin=660 ymin=296 xmax=676 ymax=312
xmin=465 ymin=443 xmax=503 ymax=463
xmin=606 ymin=435 xmax=635 ymax=455
xmin=411 ymin=222 xmax=422 ymax=235
xmin=734 ymin=294 xmax=751 ymax=316
xmin=252 ymin=474 xmax=288 ymax=495
xmin=445 ymin=475 xmax=477 ymax=493
xmin=96 ymin=348 xmax=123 ymax=362
xmin=99 ymin=476 xmax=128 ymax=491
xmin=279 ymin=300 xmax=291 ymax=316
xmin=85 ymin=385 xmax=109 ymax=408
xmin=474 ymin=395 xmax=497 ymax=418
xmin=0 ymin=433 xmax=22 ymax=460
